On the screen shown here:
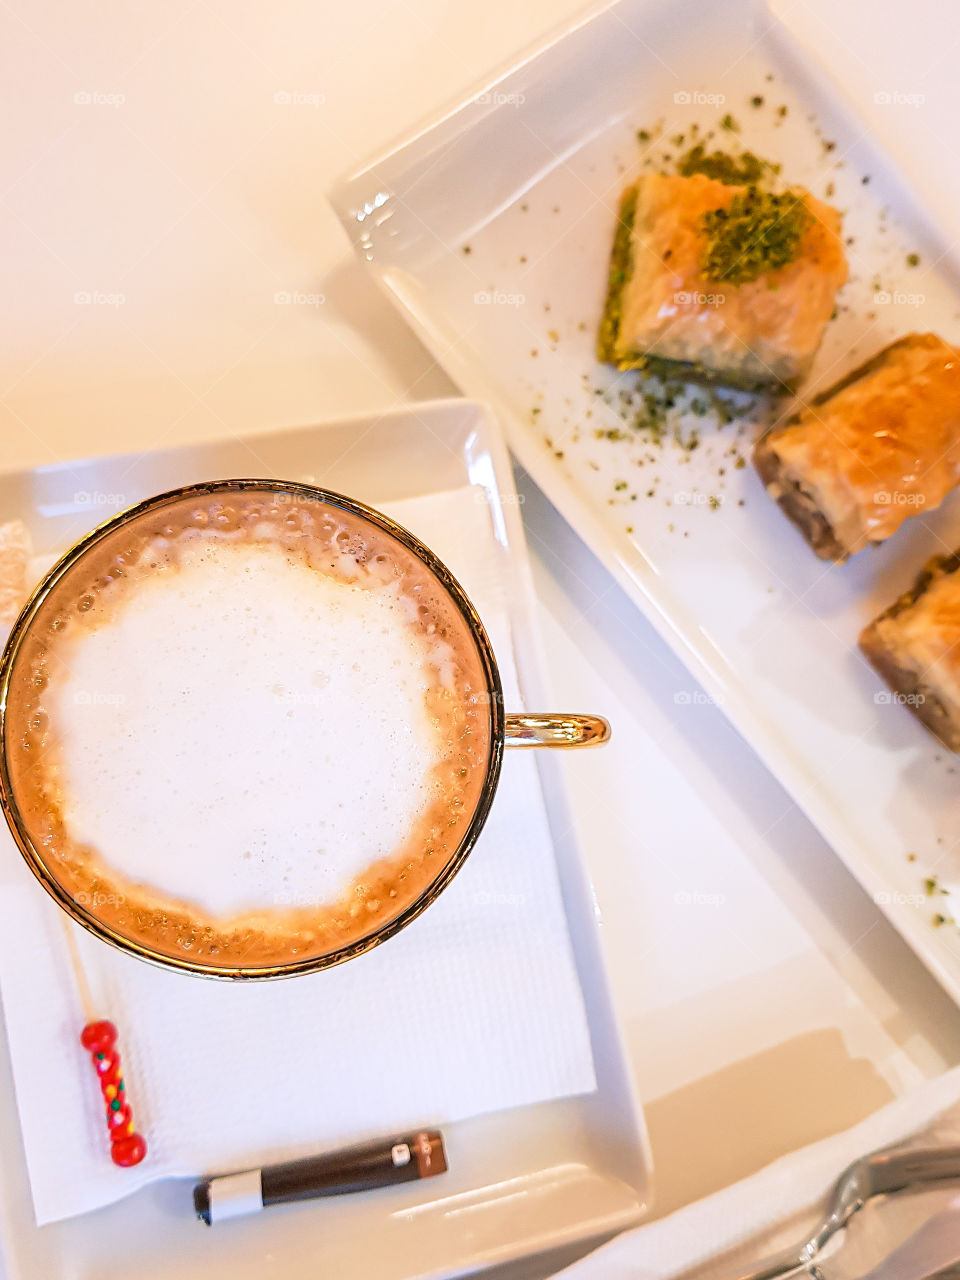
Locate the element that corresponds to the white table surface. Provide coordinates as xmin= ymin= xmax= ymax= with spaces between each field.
xmin=4 ymin=0 xmax=960 ymax=1269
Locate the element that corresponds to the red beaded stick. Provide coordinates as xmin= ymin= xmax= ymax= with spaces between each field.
xmin=79 ymin=1019 xmax=147 ymax=1167
xmin=61 ymin=920 xmax=147 ymax=1167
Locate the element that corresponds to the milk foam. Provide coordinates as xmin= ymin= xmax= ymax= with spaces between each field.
xmin=46 ymin=537 xmax=446 ymax=917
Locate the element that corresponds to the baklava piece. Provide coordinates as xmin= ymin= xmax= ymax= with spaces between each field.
xmin=755 ymin=334 xmax=960 ymax=562
xmin=597 ymin=172 xmax=847 ymax=393
xmin=860 ymin=552 xmax=960 ymax=750
xmin=0 ymin=520 xmax=30 ymax=629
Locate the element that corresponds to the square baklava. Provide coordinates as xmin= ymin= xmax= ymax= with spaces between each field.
xmin=597 ymin=171 xmax=847 ymax=393
xmin=755 ymin=333 xmax=960 ymax=562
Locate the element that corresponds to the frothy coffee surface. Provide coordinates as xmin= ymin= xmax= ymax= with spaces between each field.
xmin=4 ymin=489 xmax=493 ymax=970
xmin=50 ymin=537 xmax=452 ymax=917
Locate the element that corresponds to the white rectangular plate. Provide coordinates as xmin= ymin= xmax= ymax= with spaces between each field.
xmin=0 ymin=400 xmax=649 ymax=1279
xmin=330 ymin=0 xmax=960 ymax=1004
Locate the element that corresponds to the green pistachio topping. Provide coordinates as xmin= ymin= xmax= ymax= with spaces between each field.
xmin=677 ymin=144 xmax=769 ymax=186
xmin=699 ymin=187 xmax=810 ymax=285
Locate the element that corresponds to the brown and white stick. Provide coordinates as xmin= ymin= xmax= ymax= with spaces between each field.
xmin=59 ymin=916 xmax=147 ymax=1167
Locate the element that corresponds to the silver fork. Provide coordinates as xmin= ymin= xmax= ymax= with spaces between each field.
xmin=730 ymin=1147 xmax=960 ymax=1280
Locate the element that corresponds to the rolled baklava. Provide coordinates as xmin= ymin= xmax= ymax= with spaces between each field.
xmin=755 ymin=334 xmax=960 ymax=562
xmin=860 ymin=552 xmax=960 ymax=750
xmin=597 ymin=172 xmax=847 ymax=392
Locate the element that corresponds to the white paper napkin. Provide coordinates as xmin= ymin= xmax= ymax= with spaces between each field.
xmin=557 ymin=1065 xmax=960 ymax=1280
xmin=0 ymin=484 xmax=597 ymax=1225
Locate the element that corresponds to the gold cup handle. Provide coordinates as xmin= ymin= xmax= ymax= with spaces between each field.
xmin=504 ymin=713 xmax=611 ymax=749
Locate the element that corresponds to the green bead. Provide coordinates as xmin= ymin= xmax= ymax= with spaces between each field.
xmin=118 ymin=1080 xmax=125 ymax=1092
xmin=110 ymin=1097 xmax=121 ymax=1111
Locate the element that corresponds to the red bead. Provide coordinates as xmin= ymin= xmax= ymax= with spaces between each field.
xmin=80 ymin=1021 xmax=117 ymax=1053
xmin=99 ymin=1064 xmax=122 ymax=1091
xmin=111 ymin=1133 xmax=147 ymax=1167
xmin=107 ymin=1102 xmax=132 ymax=1132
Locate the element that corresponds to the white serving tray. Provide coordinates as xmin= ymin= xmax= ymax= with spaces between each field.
xmin=329 ymin=0 xmax=960 ymax=1005
xmin=0 ymin=399 xmax=650 ymax=1279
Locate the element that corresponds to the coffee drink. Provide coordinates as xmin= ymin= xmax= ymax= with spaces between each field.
xmin=2 ymin=487 xmax=494 ymax=970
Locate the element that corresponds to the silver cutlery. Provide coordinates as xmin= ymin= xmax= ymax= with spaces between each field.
xmin=731 ymin=1147 xmax=960 ymax=1280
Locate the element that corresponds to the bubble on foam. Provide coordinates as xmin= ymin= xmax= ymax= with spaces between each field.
xmin=42 ymin=536 xmax=451 ymax=918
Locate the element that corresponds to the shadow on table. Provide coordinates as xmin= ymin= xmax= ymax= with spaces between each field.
xmin=644 ymin=1026 xmax=893 ymax=1218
